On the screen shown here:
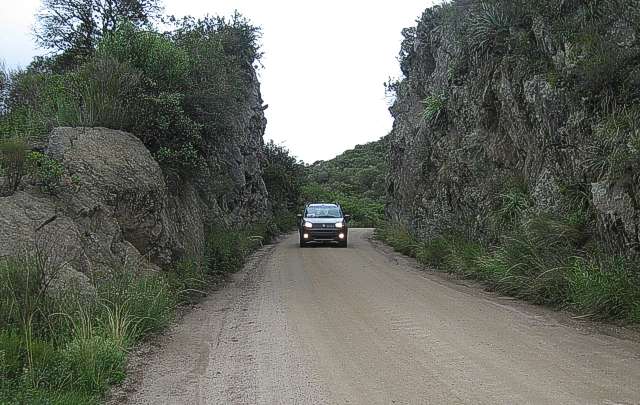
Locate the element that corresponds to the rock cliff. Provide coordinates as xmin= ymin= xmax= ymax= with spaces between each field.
xmin=0 ymin=69 xmax=271 ymax=279
xmin=387 ymin=0 xmax=640 ymax=254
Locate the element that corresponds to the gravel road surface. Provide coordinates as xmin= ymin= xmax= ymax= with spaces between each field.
xmin=116 ymin=229 xmax=640 ymax=405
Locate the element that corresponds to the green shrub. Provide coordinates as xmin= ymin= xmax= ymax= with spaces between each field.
xmin=0 ymin=137 xmax=27 ymax=196
xmin=375 ymin=223 xmax=419 ymax=257
xmin=99 ymin=22 xmax=189 ymax=92
xmin=155 ymin=142 xmax=204 ymax=177
xmin=206 ymin=229 xmax=248 ymax=275
xmin=0 ymin=71 xmax=77 ymax=138
xmin=0 ymin=254 xmax=56 ymax=334
xmin=263 ymin=141 xmax=304 ymax=213
xmin=272 ymin=210 xmax=298 ymax=233
xmin=476 ymin=215 xmax=578 ymax=305
xmin=62 ymin=335 xmax=125 ymax=394
xmin=415 ymin=238 xmax=450 ymax=268
xmin=23 ymin=337 xmax=64 ymax=390
xmin=26 ymin=151 xmax=65 ymax=194
xmin=585 ymin=105 xmax=640 ymax=180
xmin=498 ymin=187 xmax=531 ymax=223
xmin=73 ymin=56 xmax=141 ymax=128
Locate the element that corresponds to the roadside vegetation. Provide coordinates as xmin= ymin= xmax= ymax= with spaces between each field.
xmin=376 ymin=210 xmax=640 ymax=324
xmin=0 ymin=222 xmax=285 ymax=404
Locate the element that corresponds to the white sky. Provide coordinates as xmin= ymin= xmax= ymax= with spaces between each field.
xmin=0 ymin=0 xmax=435 ymax=163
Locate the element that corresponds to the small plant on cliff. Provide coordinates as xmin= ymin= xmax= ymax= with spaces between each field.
xmin=584 ymin=105 xmax=640 ymax=180
xmin=421 ymin=93 xmax=447 ymax=126
xmin=497 ymin=188 xmax=531 ymax=223
xmin=0 ymin=137 xmax=27 ymax=196
xmin=467 ymin=2 xmax=511 ymax=60
xmin=25 ymin=151 xmax=64 ymax=194
xmin=155 ymin=143 xmax=205 ymax=177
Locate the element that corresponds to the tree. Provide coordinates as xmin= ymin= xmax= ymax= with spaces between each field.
xmin=34 ymin=0 xmax=162 ymax=59
xmin=262 ymin=140 xmax=303 ymax=211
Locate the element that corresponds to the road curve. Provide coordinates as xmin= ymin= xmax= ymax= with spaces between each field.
xmin=118 ymin=229 xmax=640 ymax=405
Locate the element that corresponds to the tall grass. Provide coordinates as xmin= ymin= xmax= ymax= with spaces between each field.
xmin=567 ymin=256 xmax=640 ymax=321
xmin=376 ymin=218 xmax=640 ymax=323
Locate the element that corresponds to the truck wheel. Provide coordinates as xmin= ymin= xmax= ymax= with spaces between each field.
xmin=299 ymin=238 xmax=307 ymax=248
xmin=339 ymin=240 xmax=348 ymax=248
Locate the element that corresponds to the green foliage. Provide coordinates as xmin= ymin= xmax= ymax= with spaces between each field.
xmin=0 ymin=330 xmax=24 ymax=380
xmin=306 ymin=137 xmax=388 ymax=203
xmin=0 ymin=71 xmax=77 ymax=138
xmin=374 ymin=224 xmax=419 ymax=257
xmin=174 ymin=14 xmax=262 ymax=142
xmin=567 ymin=256 xmax=640 ymax=321
xmin=585 ymin=105 xmax=640 ymax=180
xmin=61 ymin=335 xmax=126 ymax=394
xmin=497 ymin=181 xmax=531 ymax=223
xmin=467 ymin=2 xmax=511 ymax=59
xmin=35 ymin=0 xmax=162 ymax=58
xmin=96 ymin=270 xmax=174 ymax=341
xmin=377 ymin=210 xmax=639 ymax=322
xmin=164 ymin=258 xmax=208 ymax=304
xmin=26 ymin=151 xmax=65 ymax=194
xmin=0 ymin=137 xmax=27 ymax=196
xmin=271 ymin=210 xmax=298 ymax=233
xmin=421 ymin=93 xmax=447 ymax=125
xmin=1 ymin=13 xmax=263 ymax=181
xmin=416 ymin=238 xmax=451 ymax=268
xmin=303 ymin=137 xmax=388 ymax=227
xmin=73 ymin=56 xmax=141 ymax=128
xmin=262 ymin=140 xmax=304 ymax=213
xmin=206 ymin=228 xmax=253 ymax=275
xmin=155 ymin=142 xmax=204 ymax=176
xmin=99 ymin=23 xmax=189 ymax=91
xmin=375 ymin=224 xmax=485 ymax=276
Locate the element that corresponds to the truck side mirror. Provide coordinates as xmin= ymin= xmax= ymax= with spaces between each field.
xmin=344 ymin=214 xmax=351 ymax=222
xmin=297 ymin=214 xmax=303 ymax=219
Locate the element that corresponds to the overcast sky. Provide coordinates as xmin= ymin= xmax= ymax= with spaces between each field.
xmin=0 ymin=0 xmax=435 ymax=163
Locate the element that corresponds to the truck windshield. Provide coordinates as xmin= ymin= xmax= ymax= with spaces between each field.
xmin=305 ymin=207 xmax=342 ymax=218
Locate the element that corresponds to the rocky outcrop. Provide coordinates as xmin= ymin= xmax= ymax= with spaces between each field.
xmin=387 ymin=1 xmax=640 ymax=254
xmin=1 ymin=128 xmax=176 ymax=278
xmin=195 ymin=67 xmax=271 ymax=227
xmin=0 ymin=97 xmax=271 ymax=281
xmin=0 ymin=59 xmax=271 ymax=285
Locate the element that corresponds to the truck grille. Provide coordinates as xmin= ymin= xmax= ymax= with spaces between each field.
xmin=312 ymin=223 xmax=335 ymax=229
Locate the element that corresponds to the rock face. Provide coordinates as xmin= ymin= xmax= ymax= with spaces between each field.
xmin=1 ymin=123 xmax=270 ymax=277
xmin=0 ymin=72 xmax=271 ymax=280
xmin=0 ymin=60 xmax=271 ymax=282
xmin=387 ymin=1 xmax=640 ymax=254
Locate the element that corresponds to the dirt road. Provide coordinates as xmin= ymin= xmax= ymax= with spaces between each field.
xmin=117 ymin=229 xmax=640 ymax=405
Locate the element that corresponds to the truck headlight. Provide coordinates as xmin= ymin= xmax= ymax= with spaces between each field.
xmin=335 ymin=222 xmax=343 ymax=228
xmin=304 ymin=222 xmax=313 ymax=229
